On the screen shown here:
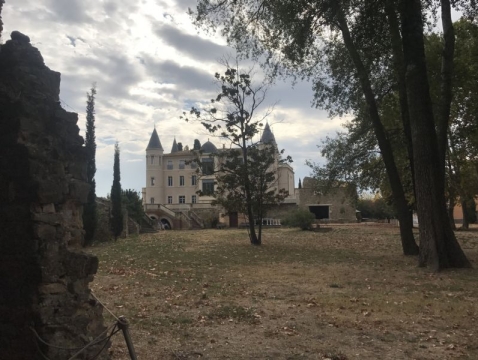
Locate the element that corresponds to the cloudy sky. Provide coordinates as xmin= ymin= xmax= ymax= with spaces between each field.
xmin=3 ymin=0 xmax=346 ymax=196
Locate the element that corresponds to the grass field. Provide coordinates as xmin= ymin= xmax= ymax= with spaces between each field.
xmin=88 ymin=225 xmax=478 ymax=360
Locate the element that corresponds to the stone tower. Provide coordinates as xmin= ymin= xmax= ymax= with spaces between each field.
xmin=145 ymin=127 xmax=164 ymax=205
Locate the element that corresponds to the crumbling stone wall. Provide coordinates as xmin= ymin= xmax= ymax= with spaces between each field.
xmin=0 ymin=31 xmax=109 ymax=359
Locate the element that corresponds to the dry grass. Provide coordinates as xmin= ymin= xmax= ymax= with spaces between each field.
xmin=87 ymin=225 xmax=478 ymax=360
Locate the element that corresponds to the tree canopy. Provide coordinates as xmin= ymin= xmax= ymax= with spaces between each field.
xmin=191 ymin=0 xmax=476 ymax=269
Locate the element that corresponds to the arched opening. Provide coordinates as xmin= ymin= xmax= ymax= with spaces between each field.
xmin=160 ymin=218 xmax=172 ymax=230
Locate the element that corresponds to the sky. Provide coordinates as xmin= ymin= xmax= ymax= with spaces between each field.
xmin=3 ymin=0 xmax=347 ymax=197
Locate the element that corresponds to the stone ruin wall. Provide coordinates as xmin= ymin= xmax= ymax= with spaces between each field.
xmin=0 ymin=31 xmax=109 ymax=359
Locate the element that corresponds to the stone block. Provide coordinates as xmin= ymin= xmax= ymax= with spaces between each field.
xmin=64 ymin=251 xmax=99 ymax=278
xmin=32 ymin=212 xmax=63 ymax=225
xmin=69 ymin=179 xmax=90 ymax=203
xmin=39 ymin=283 xmax=67 ymax=294
xmin=34 ymin=223 xmax=57 ymax=241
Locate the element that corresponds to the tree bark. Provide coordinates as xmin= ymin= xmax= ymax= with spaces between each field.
xmin=399 ymin=0 xmax=471 ymax=270
xmin=335 ymin=5 xmax=419 ymax=255
xmin=242 ymin=138 xmax=260 ymax=245
xmin=385 ymin=1 xmax=417 ymax=201
xmin=437 ymin=0 xmax=455 ymax=183
xmin=445 ymin=148 xmax=457 ymax=229
xmin=461 ymin=199 xmax=470 ymax=230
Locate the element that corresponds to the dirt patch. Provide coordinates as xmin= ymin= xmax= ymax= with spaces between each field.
xmin=88 ymin=226 xmax=478 ymax=359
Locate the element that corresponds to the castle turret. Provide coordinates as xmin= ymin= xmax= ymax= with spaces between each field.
xmin=171 ymin=137 xmax=179 ymax=153
xmin=146 ymin=128 xmax=164 ymax=206
xmin=260 ymin=122 xmax=277 ymax=145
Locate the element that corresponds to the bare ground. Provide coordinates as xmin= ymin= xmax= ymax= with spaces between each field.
xmin=87 ymin=225 xmax=478 ymax=360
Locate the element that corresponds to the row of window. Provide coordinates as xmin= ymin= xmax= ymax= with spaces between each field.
xmin=150 ymin=178 xmax=214 ymax=193
xmin=151 ymin=176 xmax=197 ymax=187
xmin=149 ymin=156 xmax=198 ymax=170
xmin=150 ymin=196 xmax=197 ymax=204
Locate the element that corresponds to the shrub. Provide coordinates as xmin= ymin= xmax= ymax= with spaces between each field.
xmin=282 ymin=209 xmax=315 ymax=230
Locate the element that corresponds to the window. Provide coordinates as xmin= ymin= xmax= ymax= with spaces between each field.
xmin=179 ymin=195 xmax=186 ymax=204
xmin=179 ymin=160 xmax=185 ymax=169
xmin=202 ymin=179 xmax=214 ymax=195
xmin=191 ymin=175 xmax=197 ymax=186
xmin=150 ymin=155 xmax=154 ymax=165
xmin=192 ymin=195 xmax=197 ymax=204
xmin=180 ymin=175 xmax=185 ymax=186
xmin=168 ymin=176 xmax=173 ymax=186
xmin=202 ymin=158 xmax=214 ymax=175
xmin=150 ymin=197 xmax=154 ymax=204
xmin=167 ymin=160 xmax=173 ymax=170
xmin=150 ymin=177 xmax=155 ymax=186
xmin=167 ymin=196 xmax=173 ymax=204
xmin=190 ymin=161 xmax=197 ymax=169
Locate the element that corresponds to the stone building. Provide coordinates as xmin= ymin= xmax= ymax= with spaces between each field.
xmin=295 ymin=177 xmax=357 ymax=222
xmin=142 ymin=123 xmax=296 ymax=228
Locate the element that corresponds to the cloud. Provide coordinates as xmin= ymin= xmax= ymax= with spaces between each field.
xmin=2 ymin=0 xmax=348 ymax=195
xmin=45 ymin=0 xmax=93 ymax=24
xmin=143 ymin=56 xmax=212 ymax=89
xmin=153 ymin=23 xmax=232 ymax=63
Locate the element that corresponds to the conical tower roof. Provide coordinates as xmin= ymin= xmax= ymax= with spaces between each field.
xmin=171 ymin=138 xmax=179 ymax=153
xmin=146 ymin=128 xmax=163 ymax=150
xmin=261 ymin=122 xmax=276 ymax=144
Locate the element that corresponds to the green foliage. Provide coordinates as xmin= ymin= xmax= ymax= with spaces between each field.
xmin=122 ymin=189 xmax=144 ymax=224
xmin=282 ymin=209 xmax=315 ymax=231
xmin=83 ymin=84 xmax=97 ymax=246
xmin=110 ymin=142 xmax=123 ymax=240
xmin=357 ymin=197 xmax=395 ymax=220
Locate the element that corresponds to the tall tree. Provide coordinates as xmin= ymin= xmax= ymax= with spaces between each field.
xmin=110 ymin=142 xmax=123 ymax=241
xmin=192 ymin=0 xmax=476 ymax=268
xmin=83 ymin=84 xmax=97 ymax=246
xmin=399 ymin=0 xmax=470 ymax=269
xmin=192 ymin=0 xmax=418 ymax=255
xmin=183 ymin=65 xmax=289 ymax=245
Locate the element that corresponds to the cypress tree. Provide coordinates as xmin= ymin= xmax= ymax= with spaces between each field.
xmin=111 ymin=142 xmax=123 ymax=240
xmin=83 ymin=84 xmax=97 ymax=246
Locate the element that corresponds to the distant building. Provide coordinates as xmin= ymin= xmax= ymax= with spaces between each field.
xmin=142 ymin=123 xmax=295 ymax=229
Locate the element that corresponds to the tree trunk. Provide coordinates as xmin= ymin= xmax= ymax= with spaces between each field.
xmin=399 ymin=0 xmax=471 ymax=270
xmin=447 ymin=193 xmax=457 ymax=230
xmin=437 ymin=0 xmax=455 ymax=183
xmin=461 ymin=199 xmax=470 ymax=230
xmin=335 ymin=5 xmax=419 ymax=255
xmin=446 ymin=152 xmax=457 ymax=230
xmin=385 ymin=1 xmax=417 ymax=202
xmin=242 ymin=139 xmax=260 ymax=245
